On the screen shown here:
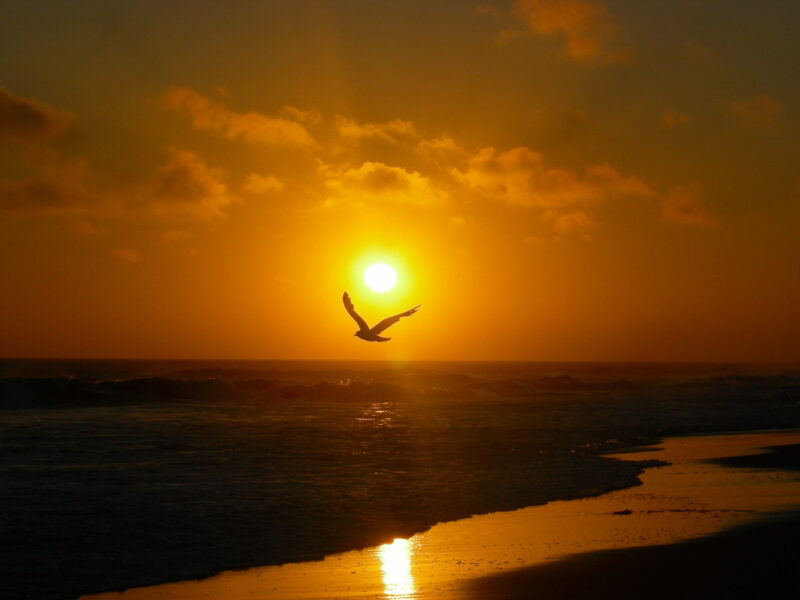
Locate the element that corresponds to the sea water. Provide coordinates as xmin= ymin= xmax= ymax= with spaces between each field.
xmin=2 ymin=360 xmax=799 ymax=599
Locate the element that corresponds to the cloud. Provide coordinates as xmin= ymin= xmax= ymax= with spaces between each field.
xmin=0 ymin=178 xmax=76 ymax=212
xmin=661 ymin=183 xmax=717 ymax=226
xmin=727 ymin=93 xmax=784 ymax=129
xmin=417 ymin=135 xmax=464 ymax=161
xmin=0 ymin=86 xmax=74 ymax=143
xmin=75 ymin=219 xmax=101 ymax=235
xmin=523 ymin=234 xmax=546 ymax=245
xmin=160 ymin=87 xmax=316 ymax=148
xmin=682 ymin=39 xmax=720 ymax=67
xmin=279 ymin=105 xmax=322 ymax=124
xmin=452 ymin=146 xmax=653 ymax=208
xmin=334 ymin=115 xmax=417 ymax=143
xmin=146 ymin=149 xmax=237 ymax=220
xmin=584 ymin=163 xmax=654 ymax=197
xmin=242 ymin=173 xmax=284 ymax=194
xmin=162 ymin=229 xmax=192 ymax=243
xmin=475 ymin=4 xmax=505 ymax=19
xmin=321 ymin=161 xmax=444 ymax=207
xmin=0 ymin=159 xmax=90 ymax=213
xmin=511 ymin=0 xmax=626 ymax=63
xmin=0 ymin=148 xmax=239 ymax=221
xmin=111 ymin=248 xmax=141 ymax=263
xmin=548 ymin=209 xmax=596 ymax=236
xmin=660 ymin=110 xmax=690 ymax=129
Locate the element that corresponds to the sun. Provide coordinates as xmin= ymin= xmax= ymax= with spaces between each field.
xmin=364 ymin=262 xmax=398 ymax=292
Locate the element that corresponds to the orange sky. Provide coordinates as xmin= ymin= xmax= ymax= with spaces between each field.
xmin=1 ymin=1 xmax=799 ymax=361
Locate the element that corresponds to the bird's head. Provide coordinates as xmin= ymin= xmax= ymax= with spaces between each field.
xmin=354 ymin=331 xmax=365 ymax=339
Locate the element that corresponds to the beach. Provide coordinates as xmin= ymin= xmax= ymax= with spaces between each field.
xmin=467 ymin=511 xmax=800 ymax=599
xmin=81 ymin=430 xmax=800 ymax=600
xmin=469 ymin=438 xmax=800 ymax=599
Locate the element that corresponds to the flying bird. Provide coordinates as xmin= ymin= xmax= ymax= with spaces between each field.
xmin=343 ymin=291 xmax=420 ymax=342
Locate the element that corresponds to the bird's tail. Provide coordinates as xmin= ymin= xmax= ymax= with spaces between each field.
xmin=375 ymin=336 xmax=391 ymax=342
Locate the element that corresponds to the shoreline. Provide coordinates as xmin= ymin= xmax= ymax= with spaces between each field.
xmin=466 ymin=508 xmax=800 ymax=599
xmin=82 ymin=429 xmax=800 ymax=600
xmin=467 ymin=436 xmax=800 ymax=599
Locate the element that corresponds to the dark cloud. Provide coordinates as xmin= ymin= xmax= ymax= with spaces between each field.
xmin=511 ymin=0 xmax=628 ymax=63
xmin=727 ymin=94 xmax=784 ymax=130
xmin=0 ymin=86 xmax=73 ymax=143
xmin=0 ymin=177 xmax=77 ymax=212
xmin=661 ymin=183 xmax=717 ymax=226
xmin=147 ymin=149 xmax=237 ymax=219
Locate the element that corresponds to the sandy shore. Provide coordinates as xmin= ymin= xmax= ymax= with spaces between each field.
xmin=81 ymin=429 xmax=800 ymax=600
xmin=466 ymin=509 xmax=800 ymax=599
xmin=467 ymin=434 xmax=800 ymax=599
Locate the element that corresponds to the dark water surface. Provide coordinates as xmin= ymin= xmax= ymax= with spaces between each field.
xmin=2 ymin=360 xmax=799 ymax=599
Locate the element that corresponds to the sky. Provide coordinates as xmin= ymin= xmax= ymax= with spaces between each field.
xmin=1 ymin=0 xmax=799 ymax=362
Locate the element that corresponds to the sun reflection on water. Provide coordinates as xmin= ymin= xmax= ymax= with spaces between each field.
xmin=377 ymin=538 xmax=415 ymax=598
xmin=356 ymin=402 xmax=394 ymax=428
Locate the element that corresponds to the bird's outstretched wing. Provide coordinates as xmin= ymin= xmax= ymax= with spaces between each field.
xmin=371 ymin=305 xmax=420 ymax=335
xmin=343 ymin=292 xmax=370 ymax=332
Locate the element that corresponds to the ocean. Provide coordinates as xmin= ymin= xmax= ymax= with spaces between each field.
xmin=2 ymin=360 xmax=799 ymax=599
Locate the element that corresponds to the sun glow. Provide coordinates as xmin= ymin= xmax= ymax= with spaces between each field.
xmin=364 ymin=262 xmax=398 ymax=293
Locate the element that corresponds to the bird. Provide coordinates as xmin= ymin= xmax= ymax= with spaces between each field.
xmin=342 ymin=291 xmax=420 ymax=342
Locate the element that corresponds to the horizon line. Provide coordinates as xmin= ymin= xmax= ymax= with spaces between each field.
xmin=2 ymin=357 xmax=799 ymax=366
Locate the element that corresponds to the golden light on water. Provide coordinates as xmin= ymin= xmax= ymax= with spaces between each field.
xmin=377 ymin=538 xmax=415 ymax=598
xmin=364 ymin=262 xmax=398 ymax=293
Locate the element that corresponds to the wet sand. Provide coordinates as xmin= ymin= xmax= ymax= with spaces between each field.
xmin=466 ymin=510 xmax=800 ymax=599
xmin=82 ymin=430 xmax=800 ymax=600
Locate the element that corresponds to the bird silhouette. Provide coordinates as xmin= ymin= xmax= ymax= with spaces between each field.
xmin=342 ymin=291 xmax=420 ymax=342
